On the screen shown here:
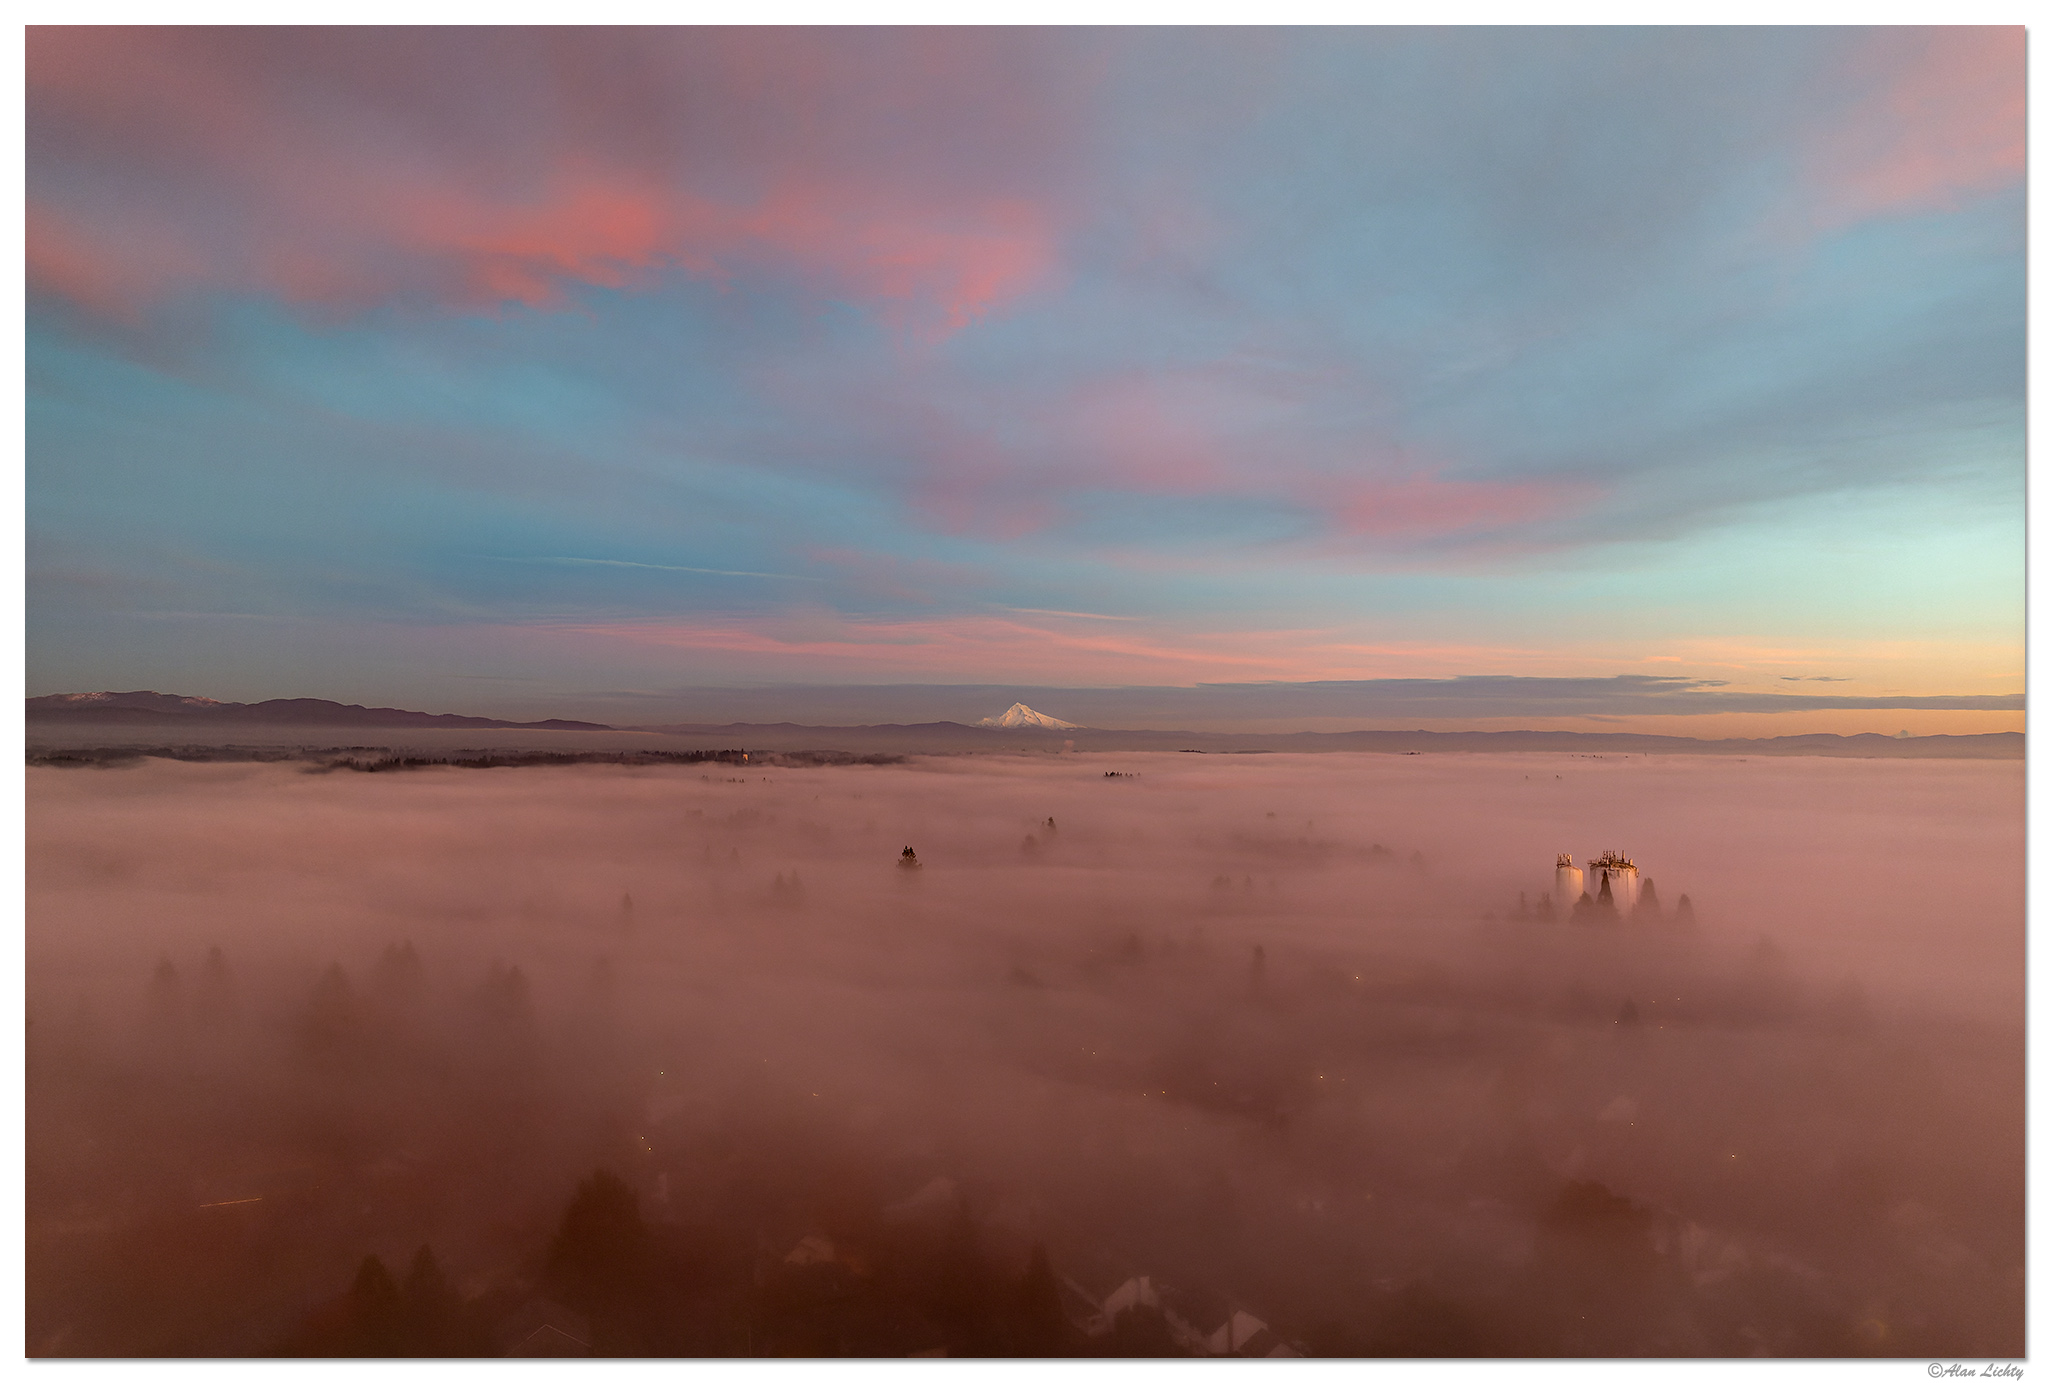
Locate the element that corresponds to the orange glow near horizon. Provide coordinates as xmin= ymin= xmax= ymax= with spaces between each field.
xmin=505 ymin=613 xmax=2021 ymax=735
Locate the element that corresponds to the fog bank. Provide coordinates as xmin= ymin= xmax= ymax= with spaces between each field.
xmin=26 ymin=752 xmax=2022 ymax=1357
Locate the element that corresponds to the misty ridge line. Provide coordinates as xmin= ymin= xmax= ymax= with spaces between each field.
xmin=28 ymin=746 xmax=907 ymax=772
xmin=23 ymin=688 xmax=2023 ymax=758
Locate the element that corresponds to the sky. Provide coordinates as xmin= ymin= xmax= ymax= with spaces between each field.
xmin=23 ymin=27 xmax=2026 ymax=734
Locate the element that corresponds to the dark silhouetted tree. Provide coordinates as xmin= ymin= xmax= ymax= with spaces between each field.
xmin=1543 ymin=1179 xmax=1656 ymax=1261
xmin=1010 ymin=1243 xmax=1069 ymax=1356
xmin=477 ymin=961 xmax=532 ymax=1025
xmin=1675 ymin=893 xmax=1696 ymax=927
xmin=1530 ymin=1180 xmax=1669 ymax=1353
xmin=1108 ymin=1304 xmax=1180 ymax=1357
xmin=344 ymin=1254 xmax=401 ymax=1356
xmin=1634 ymin=879 xmax=1663 ymax=922
xmin=395 ymin=1244 xmax=480 ymax=1356
xmin=923 ymin=1200 xmax=999 ymax=1355
xmin=275 ymin=1251 xmax=447 ymax=1357
xmin=544 ymin=1170 xmax=652 ymax=1350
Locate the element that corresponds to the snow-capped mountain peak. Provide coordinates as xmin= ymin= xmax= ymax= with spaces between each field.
xmin=977 ymin=702 xmax=1080 ymax=730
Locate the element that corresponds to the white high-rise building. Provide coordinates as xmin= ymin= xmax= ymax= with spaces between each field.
xmin=1555 ymin=853 xmax=1584 ymax=903
xmin=1588 ymin=851 xmax=1639 ymax=911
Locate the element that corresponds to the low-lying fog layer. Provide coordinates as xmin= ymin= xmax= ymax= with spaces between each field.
xmin=25 ymin=751 xmax=2022 ymax=1357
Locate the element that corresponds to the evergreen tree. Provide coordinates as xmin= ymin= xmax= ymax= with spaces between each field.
xmin=344 ymin=1254 xmax=401 ymax=1356
xmin=1108 ymin=1303 xmax=1180 ymax=1357
xmin=397 ymin=1245 xmax=457 ymax=1354
xmin=930 ymin=1200 xmax=998 ymax=1355
xmin=544 ymin=1170 xmax=651 ymax=1350
xmin=478 ymin=961 xmax=534 ymax=1026
xmin=1530 ymin=1180 xmax=1668 ymax=1353
xmin=1012 ymin=1243 xmax=1068 ymax=1356
xmin=1634 ymin=880 xmax=1663 ymax=922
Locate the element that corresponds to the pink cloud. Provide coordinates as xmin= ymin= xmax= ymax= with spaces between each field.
xmin=556 ymin=612 xmax=1276 ymax=684
xmin=539 ymin=612 xmax=1285 ymax=686
xmin=1061 ymin=369 xmax=1243 ymax=494
xmin=1802 ymin=27 xmax=2024 ymax=229
xmin=537 ymin=610 xmax=1595 ymax=686
xmin=26 ymin=29 xmax=1072 ymax=333
xmin=23 ymin=203 xmax=201 ymax=323
xmin=398 ymin=174 xmax=675 ymax=309
xmin=1327 ymin=469 xmax=1589 ymax=540
xmin=757 ymin=351 xmax=1585 ymax=549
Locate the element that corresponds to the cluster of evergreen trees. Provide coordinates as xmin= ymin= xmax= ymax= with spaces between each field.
xmin=274 ymin=1170 xmax=1090 ymax=1358
xmin=1515 ymin=883 xmax=1697 ymax=926
xmin=276 ymin=1247 xmax=489 ymax=1356
xmin=267 ymin=1167 xmax=1718 ymax=1359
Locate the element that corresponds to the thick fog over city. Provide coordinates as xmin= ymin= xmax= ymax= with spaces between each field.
xmin=24 ymin=749 xmax=2021 ymax=1358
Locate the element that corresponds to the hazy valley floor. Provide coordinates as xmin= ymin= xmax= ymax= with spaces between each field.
xmin=24 ymin=751 xmax=2023 ymax=1357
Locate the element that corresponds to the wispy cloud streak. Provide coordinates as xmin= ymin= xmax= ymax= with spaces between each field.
xmin=536 ymin=557 xmax=822 ymax=582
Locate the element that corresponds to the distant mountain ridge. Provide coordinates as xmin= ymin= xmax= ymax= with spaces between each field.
xmin=632 ymin=720 xmax=2023 ymax=759
xmin=25 ymin=691 xmax=2022 ymax=758
xmin=26 ymin=690 xmax=612 ymax=731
